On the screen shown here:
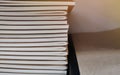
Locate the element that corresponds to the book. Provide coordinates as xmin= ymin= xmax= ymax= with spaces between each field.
xmin=0 ymin=16 xmax=67 ymax=20
xmin=0 ymin=69 xmax=67 ymax=74
xmin=0 ymin=64 xmax=67 ymax=70
xmin=0 ymin=21 xmax=67 ymax=25
xmin=0 ymin=52 xmax=68 ymax=56
xmin=0 ymin=56 xmax=67 ymax=60
xmin=0 ymin=47 xmax=67 ymax=51
xmin=0 ymin=34 xmax=67 ymax=38
xmin=0 ymin=42 xmax=67 ymax=46
xmin=0 ymin=73 xmax=66 ymax=75
xmin=0 ymin=25 xmax=68 ymax=29
xmin=0 ymin=37 xmax=67 ymax=42
xmin=0 ymin=11 xmax=67 ymax=16
xmin=0 ymin=60 xmax=68 ymax=65
xmin=0 ymin=0 xmax=75 ymax=6
xmin=0 ymin=0 xmax=75 ymax=12
xmin=0 ymin=30 xmax=68 ymax=34
xmin=0 ymin=6 xmax=68 ymax=11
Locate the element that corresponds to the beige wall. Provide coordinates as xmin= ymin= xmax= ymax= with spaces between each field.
xmin=69 ymin=0 xmax=120 ymax=33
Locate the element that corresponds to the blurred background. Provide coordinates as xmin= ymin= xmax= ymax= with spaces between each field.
xmin=68 ymin=0 xmax=120 ymax=75
xmin=69 ymin=0 xmax=120 ymax=33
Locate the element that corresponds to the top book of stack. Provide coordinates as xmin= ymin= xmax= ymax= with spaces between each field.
xmin=0 ymin=0 xmax=75 ymax=12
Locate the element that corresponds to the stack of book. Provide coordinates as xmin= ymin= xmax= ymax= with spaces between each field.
xmin=0 ymin=0 xmax=75 ymax=75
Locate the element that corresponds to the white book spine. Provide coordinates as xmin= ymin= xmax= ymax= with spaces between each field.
xmin=0 ymin=73 xmax=66 ymax=75
xmin=0 ymin=6 xmax=68 ymax=11
xmin=0 ymin=47 xmax=67 ymax=51
xmin=0 ymin=56 xmax=67 ymax=61
xmin=0 ymin=69 xmax=67 ymax=74
xmin=0 ymin=21 xmax=67 ymax=25
xmin=0 ymin=64 xmax=67 ymax=70
xmin=0 ymin=42 xmax=67 ymax=46
xmin=0 ymin=1 xmax=75 ymax=5
xmin=0 ymin=38 xmax=67 ymax=42
xmin=0 ymin=16 xmax=67 ymax=20
xmin=0 ymin=60 xmax=68 ymax=65
xmin=0 ymin=30 xmax=67 ymax=34
xmin=0 ymin=11 xmax=67 ymax=16
xmin=0 ymin=34 xmax=67 ymax=38
xmin=0 ymin=25 xmax=68 ymax=29
xmin=0 ymin=52 xmax=68 ymax=56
